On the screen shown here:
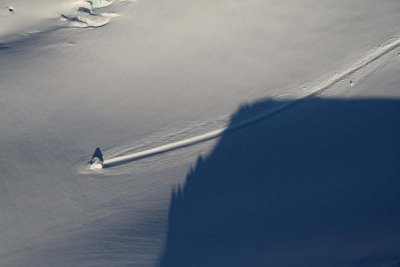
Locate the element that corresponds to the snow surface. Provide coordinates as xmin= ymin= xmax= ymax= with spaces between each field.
xmin=1 ymin=0 xmax=400 ymax=266
xmin=93 ymin=36 xmax=400 ymax=169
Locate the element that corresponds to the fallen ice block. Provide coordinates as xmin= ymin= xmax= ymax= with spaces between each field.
xmin=89 ymin=147 xmax=104 ymax=170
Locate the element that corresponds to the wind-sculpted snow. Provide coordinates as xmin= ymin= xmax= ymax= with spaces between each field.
xmin=0 ymin=0 xmax=132 ymax=42
xmin=87 ymin=35 xmax=400 ymax=171
xmin=61 ymin=0 xmax=130 ymax=28
xmin=89 ymin=0 xmax=114 ymax=9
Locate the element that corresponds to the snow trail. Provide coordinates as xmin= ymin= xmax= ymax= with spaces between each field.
xmin=93 ymin=36 xmax=400 ymax=169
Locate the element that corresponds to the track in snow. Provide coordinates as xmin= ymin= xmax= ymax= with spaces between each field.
xmin=93 ymin=36 xmax=400 ymax=169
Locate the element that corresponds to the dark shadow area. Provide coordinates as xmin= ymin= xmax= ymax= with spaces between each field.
xmin=0 ymin=44 xmax=11 ymax=50
xmin=78 ymin=7 xmax=95 ymax=15
xmin=159 ymin=97 xmax=400 ymax=267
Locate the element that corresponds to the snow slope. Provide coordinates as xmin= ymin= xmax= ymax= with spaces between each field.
xmin=0 ymin=0 xmax=128 ymax=41
xmin=0 ymin=0 xmax=400 ymax=266
xmin=0 ymin=0 xmax=71 ymax=41
xmin=90 ymin=36 xmax=400 ymax=169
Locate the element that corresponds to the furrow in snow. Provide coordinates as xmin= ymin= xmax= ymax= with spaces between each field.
xmin=92 ymin=36 xmax=400 ymax=170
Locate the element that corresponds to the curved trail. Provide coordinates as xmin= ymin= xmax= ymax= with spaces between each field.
xmin=98 ymin=36 xmax=400 ymax=169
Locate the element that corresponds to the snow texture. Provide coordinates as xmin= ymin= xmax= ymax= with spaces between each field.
xmin=1 ymin=0 xmax=400 ymax=266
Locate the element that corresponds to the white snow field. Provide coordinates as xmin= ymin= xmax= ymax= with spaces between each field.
xmin=1 ymin=0 xmax=400 ymax=266
xmin=0 ymin=0 xmax=128 ymax=41
xmin=95 ymin=36 xmax=400 ymax=169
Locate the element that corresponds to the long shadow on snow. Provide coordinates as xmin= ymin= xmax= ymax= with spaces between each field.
xmin=159 ymin=97 xmax=400 ymax=267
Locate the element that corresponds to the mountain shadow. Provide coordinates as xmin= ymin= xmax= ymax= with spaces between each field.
xmin=159 ymin=97 xmax=400 ymax=267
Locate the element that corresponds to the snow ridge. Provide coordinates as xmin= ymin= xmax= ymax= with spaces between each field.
xmin=89 ymin=36 xmax=400 ymax=170
xmin=61 ymin=0 xmax=132 ymax=28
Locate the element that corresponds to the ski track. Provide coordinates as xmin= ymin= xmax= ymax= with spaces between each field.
xmin=93 ymin=36 xmax=400 ymax=170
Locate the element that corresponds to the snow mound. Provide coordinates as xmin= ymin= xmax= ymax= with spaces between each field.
xmin=0 ymin=0 xmax=132 ymax=42
xmin=89 ymin=0 xmax=114 ymax=9
xmin=61 ymin=12 xmax=111 ymax=28
xmin=60 ymin=0 xmax=128 ymax=28
xmin=88 ymin=0 xmax=134 ymax=8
